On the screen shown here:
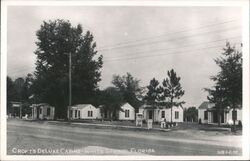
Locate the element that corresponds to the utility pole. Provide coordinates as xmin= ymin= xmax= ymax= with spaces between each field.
xmin=68 ymin=52 xmax=72 ymax=121
xmin=20 ymin=104 xmax=22 ymax=119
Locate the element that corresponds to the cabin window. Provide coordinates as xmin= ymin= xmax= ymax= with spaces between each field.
xmin=161 ymin=111 xmax=165 ymax=118
xmin=175 ymin=111 xmax=179 ymax=119
xmin=232 ymin=110 xmax=237 ymax=120
xmin=78 ymin=111 xmax=81 ymax=118
xmin=125 ymin=110 xmax=130 ymax=118
xmin=148 ymin=110 xmax=153 ymax=119
xmin=88 ymin=111 xmax=93 ymax=117
xmin=47 ymin=108 xmax=50 ymax=116
xmin=204 ymin=111 xmax=208 ymax=120
xmin=75 ymin=110 xmax=77 ymax=118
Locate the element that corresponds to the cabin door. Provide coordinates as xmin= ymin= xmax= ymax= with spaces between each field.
xmin=36 ymin=107 xmax=39 ymax=119
xmin=213 ymin=111 xmax=218 ymax=123
xmin=148 ymin=110 xmax=153 ymax=120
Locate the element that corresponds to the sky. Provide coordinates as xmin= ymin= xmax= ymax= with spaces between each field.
xmin=7 ymin=6 xmax=242 ymax=107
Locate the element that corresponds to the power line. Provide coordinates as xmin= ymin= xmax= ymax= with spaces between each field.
xmin=8 ymin=43 xmax=241 ymax=77
xmin=98 ymin=19 xmax=239 ymax=49
xmin=98 ymin=26 xmax=241 ymax=52
xmin=8 ymin=40 xmax=242 ymax=75
xmin=104 ymin=36 xmax=241 ymax=59
xmin=7 ymin=21 xmax=241 ymax=74
xmin=98 ymin=19 xmax=240 ymax=50
xmin=7 ymin=37 xmax=241 ymax=75
xmin=104 ymin=43 xmax=242 ymax=62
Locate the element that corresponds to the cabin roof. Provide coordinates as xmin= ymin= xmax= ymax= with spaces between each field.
xmin=71 ymin=104 xmax=95 ymax=109
xmin=198 ymin=101 xmax=215 ymax=109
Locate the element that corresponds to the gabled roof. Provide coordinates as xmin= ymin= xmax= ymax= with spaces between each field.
xmin=139 ymin=104 xmax=156 ymax=109
xmin=139 ymin=103 xmax=183 ymax=109
xmin=198 ymin=101 xmax=215 ymax=109
xmin=120 ymin=103 xmax=135 ymax=111
xmin=31 ymin=103 xmax=49 ymax=106
xmin=72 ymin=104 xmax=95 ymax=109
xmin=30 ymin=103 xmax=53 ymax=108
xmin=98 ymin=102 xmax=132 ymax=108
xmin=120 ymin=102 xmax=134 ymax=108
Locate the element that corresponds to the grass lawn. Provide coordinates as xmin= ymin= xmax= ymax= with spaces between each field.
xmin=63 ymin=119 xmax=242 ymax=135
xmin=70 ymin=119 xmax=160 ymax=128
xmin=171 ymin=122 xmax=242 ymax=135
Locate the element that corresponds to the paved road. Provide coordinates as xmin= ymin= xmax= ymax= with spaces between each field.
xmin=7 ymin=119 xmax=242 ymax=155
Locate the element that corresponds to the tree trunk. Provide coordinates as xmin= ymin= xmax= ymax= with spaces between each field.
xmin=218 ymin=111 xmax=221 ymax=126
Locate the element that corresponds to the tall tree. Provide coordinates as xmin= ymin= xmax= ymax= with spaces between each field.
xmin=205 ymin=86 xmax=227 ymax=126
xmin=7 ymin=76 xmax=18 ymax=114
xmin=162 ymin=69 xmax=185 ymax=123
xmin=21 ymin=74 xmax=34 ymax=102
xmin=33 ymin=19 xmax=103 ymax=119
xmin=14 ymin=77 xmax=25 ymax=99
xmin=209 ymin=42 xmax=242 ymax=128
xmin=21 ymin=74 xmax=34 ymax=115
xmin=97 ymin=87 xmax=124 ymax=120
xmin=184 ymin=107 xmax=198 ymax=122
xmin=112 ymin=73 xmax=144 ymax=112
xmin=7 ymin=75 xmax=33 ymax=117
xmin=144 ymin=78 xmax=162 ymax=108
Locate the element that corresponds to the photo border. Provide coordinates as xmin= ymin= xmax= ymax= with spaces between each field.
xmin=1 ymin=0 xmax=249 ymax=160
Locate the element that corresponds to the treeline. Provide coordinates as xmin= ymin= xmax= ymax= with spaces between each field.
xmin=7 ymin=19 xmax=186 ymax=120
xmin=7 ymin=74 xmax=33 ymax=116
xmin=7 ymin=72 xmax=144 ymax=119
xmin=7 ymin=19 xmax=242 ymax=125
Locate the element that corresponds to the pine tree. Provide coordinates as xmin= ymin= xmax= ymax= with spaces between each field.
xmin=209 ymin=42 xmax=242 ymax=129
xmin=162 ymin=69 xmax=185 ymax=123
xmin=205 ymin=86 xmax=227 ymax=126
xmin=144 ymin=78 xmax=162 ymax=108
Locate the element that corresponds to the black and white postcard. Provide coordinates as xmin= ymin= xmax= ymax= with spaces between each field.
xmin=1 ymin=0 xmax=249 ymax=160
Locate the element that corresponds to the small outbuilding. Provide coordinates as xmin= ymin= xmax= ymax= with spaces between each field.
xmin=68 ymin=104 xmax=101 ymax=120
xmin=118 ymin=103 xmax=135 ymax=121
xmin=98 ymin=102 xmax=135 ymax=121
xmin=30 ymin=103 xmax=55 ymax=120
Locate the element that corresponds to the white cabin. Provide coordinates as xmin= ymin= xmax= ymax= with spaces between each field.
xmin=198 ymin=101 xmax=242 ymax=125
xmin=118 ymin=103 xmax=135 ymax=121
xmin=30 ymin=103 xmax=55 ymax=120
xmin=69 ymin=104 xmax=101 ymax=120
xmin=139 ymin=104 xmax=183 ymax=122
